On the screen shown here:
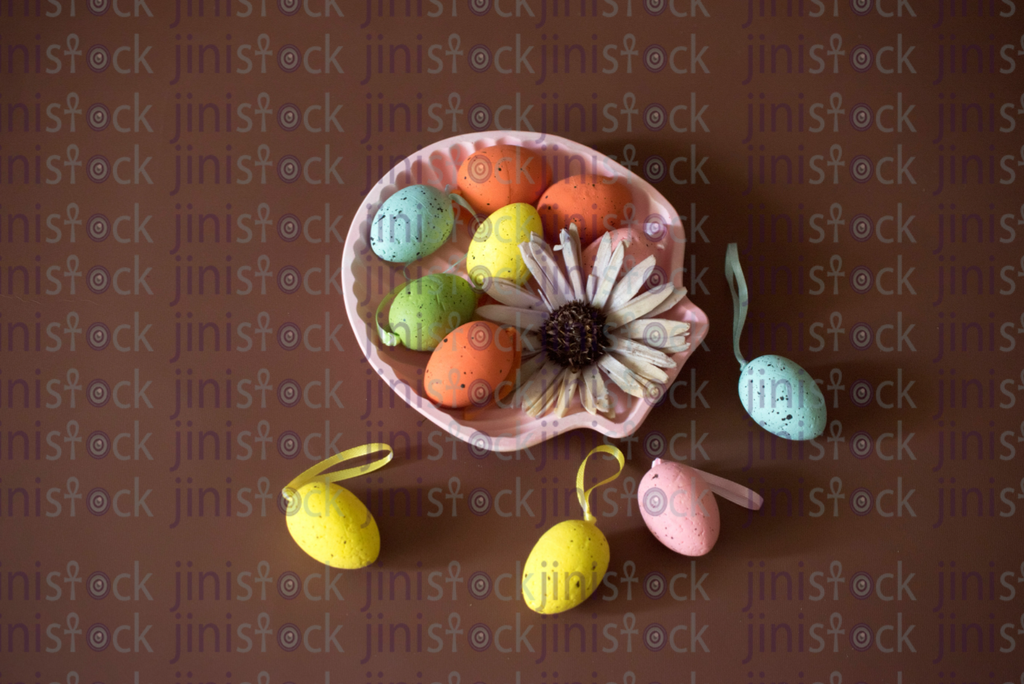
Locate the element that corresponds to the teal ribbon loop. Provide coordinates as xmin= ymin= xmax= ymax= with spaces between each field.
xmin=447 ymin=191 xmax=479 ymax=220
xmin=724 ymin=243 xmax=749 ymax=371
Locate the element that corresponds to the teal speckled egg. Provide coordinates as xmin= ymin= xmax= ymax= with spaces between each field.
xmin=388 ymin=274 xmax=478 ymax=351
xmin=369 ymin=185 xmax=454 ymax=263
xmin=738 ymin=355 xmax=826 ymax=441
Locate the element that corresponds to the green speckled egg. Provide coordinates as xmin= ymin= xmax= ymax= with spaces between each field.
xmin=388 ymin=274 xmax=478 ymax=351
xmin=369 ymin=185 xmax=454 ymax=263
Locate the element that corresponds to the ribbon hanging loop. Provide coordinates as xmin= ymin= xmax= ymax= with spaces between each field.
xmin=282 ymin=443 xmax=394 ymax=503
xmin=575 ymin=445 xmax=626 ymax=524
xmin=724 ymin=243 xmax=749 ymax=370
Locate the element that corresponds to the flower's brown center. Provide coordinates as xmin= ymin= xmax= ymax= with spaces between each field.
xmin=541 ymin=300 xmax=609 ymax=372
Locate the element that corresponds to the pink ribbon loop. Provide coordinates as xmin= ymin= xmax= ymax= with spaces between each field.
xmin=694 ymin=468 xmax=763 ymax=510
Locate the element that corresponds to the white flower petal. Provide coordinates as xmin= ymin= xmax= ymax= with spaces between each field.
xmin=597 ymin=354 xmax=647 ymax=398
xmin=606 ymin=334 xmax=676 ymax=368
xmin=591 ymin=232 xmax=613 ymax=276
xmin=481 ymin=277 xmax=543 ymax=309
xmin=518 ymin=242 xmax=545 ymax=279
xmin=580 ymin=366 xmax=598 ymax=414
xmin=514 ymin=353 xmax=547 ymax=387
xmin=582 ymin=365 xmax=613 ymax=415
xmin=567 ymin=224 xmax=583 ymax=253
xmin=606 ymin=255 xmax=656 ymax=313
xmin=646 ymin=286 xmax=689 ymax=318
xmin=604 ymin=355 xmax=659 ymax=397
xmin=636 ymin=335 xmax=692 ymax=352
xmin=476 ymin=304 xmax=548 ymax=330
xmin=613 ymin=352 xmax=670 ymax=384
xmin=519 ymin=331 xmax=543 ymax=356
xmin=514 ymin=375 xmax=540 ymax=411
xmin=520 ymin=359 xmax=563 ymax=412
xmin=605 ymin=284 xmax=676 ymax=328
xmin=522 ymin=241 xmax=570 ymax=308
xmin=529 ymin=240 xmax=575 ymax=305
xmin=519 ymin=245 xmax=556 ymax=303
xmin=594 ymin=380 xmax=612 ymax=413
xmin=661 ymin=341 xmax=692 ymax=354
xmin=536 ymin=288 xmax=555 ymax=312
xmin=590 ymin=242 xmax=625 ymax=310
xmin=526 ymin=369 xmax=564 ymax=417
xmin=560 ymin=228 xmax=586 ymax=301
xmin=586 ymin=234 xmax=611 ymax=307
xmin=555 ymin=371 xmax=580 ymax=417
xmin=623 ymin=318 xmax=691 ymax=340
xmin=505 ymin=353 xmax=544 ymax=406
xmin=632 ymin=374 xmax=659 ymax=397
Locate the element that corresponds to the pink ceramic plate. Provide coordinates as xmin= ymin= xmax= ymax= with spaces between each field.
xmin=341 ymin=131 xmax=709 ymax=452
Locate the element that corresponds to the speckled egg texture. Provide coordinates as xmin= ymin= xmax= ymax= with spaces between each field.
xmin=638 ymin=459 xmax=720 ymax=557
xmin=456 ymin=144 xmax=550 ymax=215
xmin=369 ymin=184 xmax=454 ymax=263
xmin=388 ymin=274 xmax=477 ymax=351
xmin=739 ymin=355 xmax=827 ymax=440
xmin=580 ymin=226 xmax=668 ymax=288
xmin=536 ymin=174 xmax=633 ymax=246
xmin=424 ymin=321 xmax=520 ymax=408
xmin=466 ymin=203 xmax=543 ymax=286
xmin=522 ymin=519 xmax=610 ymax=614
xmin=285 ymin=481 xmax=381 ymax=569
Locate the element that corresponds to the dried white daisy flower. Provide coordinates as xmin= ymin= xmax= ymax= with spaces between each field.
xmin=476 ymin=225 xmax=691 ymax=419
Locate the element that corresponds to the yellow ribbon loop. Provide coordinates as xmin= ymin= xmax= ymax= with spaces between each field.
xmin=282 ymin=444 xmax=393 ymax=504
xmin=575 ymin=445 xmax=626 ymax=524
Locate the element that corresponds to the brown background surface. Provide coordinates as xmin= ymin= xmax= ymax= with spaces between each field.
xmin=1 ymin=1 xmax=1022 ymax=682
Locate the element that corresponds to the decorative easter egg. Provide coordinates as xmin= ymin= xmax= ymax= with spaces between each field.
xmin=581 ymin=226 xmax=668 ymax=288
xmin=457 ymin=144 xmax=549 ymax=215
xmin=466 ymin=203 xmax=543 ymax=286
xmin=387 ymin=274 xmax=478 ymax=351
xmin=424 ymin=321 xmax=520 ymax=408
xmin=369 ymin=185 xmax=454 ymax=263
xmin=521 ymin=519 xmax=609 ymax=614
xmin=284 ymin=481 xmax=380 ymax=569
xmin=536 ymin=174 xmax=633 ymax=246
xmin=727 ymin=243 xmax=828 ymax=442
xmin=638 ymin=459 xmax=720 ymax=557
xmin=738 ymin=354 xmax=827 ymax=440
xmin=521 ymin=445 xmax=625 ymax=615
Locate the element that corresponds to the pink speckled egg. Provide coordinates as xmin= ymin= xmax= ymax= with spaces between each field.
xmin=581 ymin=227 xmax=669 ymax=290
xmin=638 ymin=459 xmax=720 ymax=556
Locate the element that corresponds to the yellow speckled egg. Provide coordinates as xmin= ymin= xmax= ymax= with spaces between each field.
xmin=522 ymin=519 xmax=610 ymax=614
xmin=285 ymin=481 xmax=380 ymax=569
xmin=466 ymin=203 xmax=543 ymax=286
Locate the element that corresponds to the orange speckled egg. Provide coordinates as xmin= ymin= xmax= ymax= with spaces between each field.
xmin=424 ymin=321 xmax=520 ymax=409
xmin=457 ymin=145 xmax=550 ymax=215
xmin=536 ymin=174 xmax=633 ymax=246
